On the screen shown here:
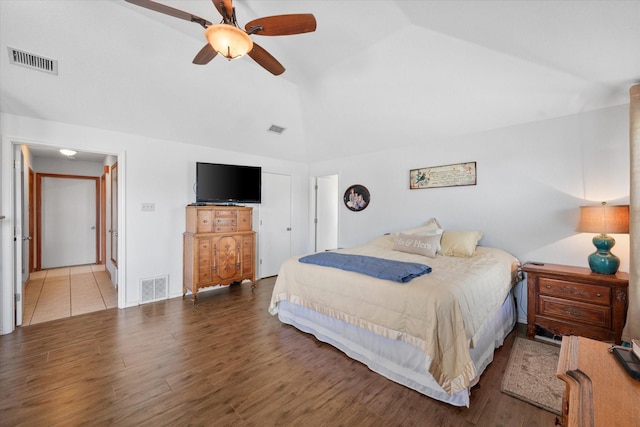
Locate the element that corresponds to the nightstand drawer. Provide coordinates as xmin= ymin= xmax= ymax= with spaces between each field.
xmin=537 ymin=278 xmax=611 ymax=305
xmin=539 ymin=295 xmax=611 ymax=329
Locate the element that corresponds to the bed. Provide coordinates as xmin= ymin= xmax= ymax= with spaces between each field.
xmin=268 ymin=219 xmax=520 ymax=407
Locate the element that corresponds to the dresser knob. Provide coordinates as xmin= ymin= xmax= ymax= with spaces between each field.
xmin=546 ymin=285 xmax=552 ymax=289
xmin=596 ymin=293 xmax=602 ymax=297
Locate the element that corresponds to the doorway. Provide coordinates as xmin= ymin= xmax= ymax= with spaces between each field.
xmin=11 ymin=144 xmax=120 ymax=328
xmin=259 ymin=173 xmax=292 ymax=278
xmin=314 ymin=174 xmax=339 ymax=252
xmin=38 ymin=174 xmax=99 ymax=269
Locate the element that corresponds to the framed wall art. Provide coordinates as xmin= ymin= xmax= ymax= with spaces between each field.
xmin=343 ymin=185 xmax=370 ymax=211
xmin=410 ymin=161 xmax=476 ymax=190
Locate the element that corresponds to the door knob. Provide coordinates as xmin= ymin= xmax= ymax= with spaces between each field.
xmin=91 ymin=226 xmax=96 ymax=230
xmin=286 ymin=227 xmax=292 ymax=231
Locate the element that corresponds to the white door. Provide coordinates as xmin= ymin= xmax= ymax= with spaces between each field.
xmin=41 ymin=176 xmax=97 ymax=268
xmin=13 ymin=146 xmax=24 ymax=326
xmin=315 ymin=175 xmax=339 ymax=252
xmin=259 ymin=173 xmax=292 ymax=278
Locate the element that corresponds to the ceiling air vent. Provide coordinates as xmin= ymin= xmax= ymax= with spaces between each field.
xmin=8 ymin=47 xmax=58 ymax=75
xmin=268 ymin=124 xmax=286 ymax=134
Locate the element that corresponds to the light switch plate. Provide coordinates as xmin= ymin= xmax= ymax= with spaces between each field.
xmin=141 ymin=202 xmax=155 ymax=212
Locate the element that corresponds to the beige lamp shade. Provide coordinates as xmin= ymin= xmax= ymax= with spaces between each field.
xmin=577 ymin=204 xmax=630 ymax=234
xmin=205 ymin=24 xmax=253 ymax=59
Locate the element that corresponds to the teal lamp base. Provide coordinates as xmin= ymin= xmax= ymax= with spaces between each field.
xmin=588 ymin=233 xmax=620 ymax=275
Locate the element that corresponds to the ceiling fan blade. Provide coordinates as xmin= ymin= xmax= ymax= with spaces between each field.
xmin=125 ymin=0 xmax=212 ymax=28
xmin=193 ymin=44 xmax=218 ymax=65
xmin=212 ymin=0 xmax=234 ymax=22
xmin=247 ymin=43 xmax=285 ymax=75
xmin=245 ymin=14 xmax=317 ymax=36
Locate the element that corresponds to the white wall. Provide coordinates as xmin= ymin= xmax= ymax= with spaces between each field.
xmin=1 ymin=113 xmax=309 ymax=326
xmin=1 ymin=105 xmax=630 ymax=331
xmin=32 ymin=156 xmax=104 ymax=177
xmin=309 ymin=104 xmax=630 ymax=323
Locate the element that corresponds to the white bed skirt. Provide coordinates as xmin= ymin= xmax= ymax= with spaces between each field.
xmin=276 ymin=290 xmax=516 ymax=407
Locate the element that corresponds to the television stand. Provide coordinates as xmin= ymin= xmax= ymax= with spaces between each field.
xmin=183 ymin=205 xmax=256 ymax=303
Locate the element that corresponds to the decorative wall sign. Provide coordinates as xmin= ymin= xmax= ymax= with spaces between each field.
xmin=343 ymin=185 xmax=370 ymax=211
xmin=410 ymin=161 xmax=476 ymax=189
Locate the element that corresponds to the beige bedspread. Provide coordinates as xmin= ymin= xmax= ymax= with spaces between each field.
xmin=268 ymin=235 xmax=518 ymax=395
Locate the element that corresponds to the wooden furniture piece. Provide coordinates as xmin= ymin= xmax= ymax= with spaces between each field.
xmin=523 ymin=263 xmax=628 ymax=344
xmin=556 ymin=336 xmax=640 ymax=427
xmin=183 ymin=205 xmax=255 ymax=303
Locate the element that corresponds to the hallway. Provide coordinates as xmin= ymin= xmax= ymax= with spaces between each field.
xmin=23 ymin=264 xmax=117 ymax=326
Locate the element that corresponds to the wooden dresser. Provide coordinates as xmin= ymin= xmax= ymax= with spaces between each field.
xmin=523 ymin=263 xmax=628 ymax=344
xmin=556 ymin=336 xmax=640 ymax=427
xmin=183 ymin=205 xmax=255 ymax=303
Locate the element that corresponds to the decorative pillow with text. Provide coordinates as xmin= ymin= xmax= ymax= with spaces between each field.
xmin=393 ymin=233 xmax=441 ymax=258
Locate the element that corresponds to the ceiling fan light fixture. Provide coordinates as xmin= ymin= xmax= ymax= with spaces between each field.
xmin=205 ymin=24 xmax=253 ymax=60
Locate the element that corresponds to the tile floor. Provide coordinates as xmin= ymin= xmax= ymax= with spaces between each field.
xmin=23 ymin=264 xmax=118 ymax=326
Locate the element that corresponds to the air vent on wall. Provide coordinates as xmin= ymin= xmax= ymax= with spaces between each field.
xmin=8 ymin=47 xmax=58 ymax=75
xmin=268 ymin=124 xmax=286 ymax=134
xmin=140 ymin=275 xmax=168 ymax=304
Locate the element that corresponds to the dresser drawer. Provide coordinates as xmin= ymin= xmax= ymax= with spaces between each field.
xmin=214 ymin=210 xmax=237 ymax=219
xmin=197 ymin=239 xmax=212 ymax=282
xmin=538 ymin=278 xmax=610 ymax=305
xmin=215 ymin=217 xmax=236 ymax=225
xmin=214 ymin=217 xmax=237 ymax=232
xmin=237 ymin=210 xmax=252 ymax=231
xmin=196 ymin=210 xmax=214 ymax=233
xmin=538 ymin=295 xmax=611 ymax=329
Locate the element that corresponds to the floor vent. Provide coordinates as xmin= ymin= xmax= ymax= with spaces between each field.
xmin=140 ymin=275 xmax=168 ymax=304
xmin=8 ymin=47 xmax=58 ymax=75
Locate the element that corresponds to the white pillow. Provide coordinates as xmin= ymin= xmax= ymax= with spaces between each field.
xmin=393 ymin=218 xmax=443 ymax=250
xmin=398 ymin=217 xmax=442 ymax=235
xmin=393 ymin=233 xmax=440 ymax=258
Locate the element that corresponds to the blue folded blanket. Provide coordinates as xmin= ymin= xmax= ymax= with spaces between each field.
xmin=298 ymin=252 xmax=431 ymax=283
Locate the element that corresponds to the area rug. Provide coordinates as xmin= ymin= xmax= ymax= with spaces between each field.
xmin=501 ymin=337 xmax=565 ymax=415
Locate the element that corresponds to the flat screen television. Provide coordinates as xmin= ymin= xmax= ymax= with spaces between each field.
xmin=195 ymin=162 xmax=261 ymax=204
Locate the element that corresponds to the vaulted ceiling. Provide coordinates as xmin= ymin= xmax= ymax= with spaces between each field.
xmin=1 ymin=1 xmax=638 ymax=163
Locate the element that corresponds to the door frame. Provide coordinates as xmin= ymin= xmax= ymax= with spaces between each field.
xmin=35 ymin=173 xmax=100 ymax=270
xmin=28 ymin=167 xmax=35 ymax=272
xmin=101 ymin=169 xmax=107 ymax=264
xmin=313 ymin=174 xmax=339 ymax=252
xmin=0 ymin=138 xmax=126 ymax=335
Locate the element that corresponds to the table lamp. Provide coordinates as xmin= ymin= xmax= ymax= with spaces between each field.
xmin=577 ymin=202 xmax=629 ymax=274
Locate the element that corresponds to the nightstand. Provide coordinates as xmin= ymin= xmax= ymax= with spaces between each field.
xmin=523 ymin=263 xmax=629 ymax=344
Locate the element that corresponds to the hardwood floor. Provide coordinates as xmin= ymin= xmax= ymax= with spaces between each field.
xmin=0 ymin=277 xmax=556 ymax=426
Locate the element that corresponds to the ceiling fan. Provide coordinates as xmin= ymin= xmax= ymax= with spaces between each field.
xmin=125 ymin=0 xmax=317 ymax=75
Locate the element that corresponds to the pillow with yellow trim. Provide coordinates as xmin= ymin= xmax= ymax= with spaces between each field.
xmin=439 ymin=230 xmax=483 ymax=257
xmin=393 ymin=233 xmax=441 ymax=258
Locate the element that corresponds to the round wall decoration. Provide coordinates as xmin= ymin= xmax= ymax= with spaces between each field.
xmin=343 ymin=185 xmax=370 ymax=211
